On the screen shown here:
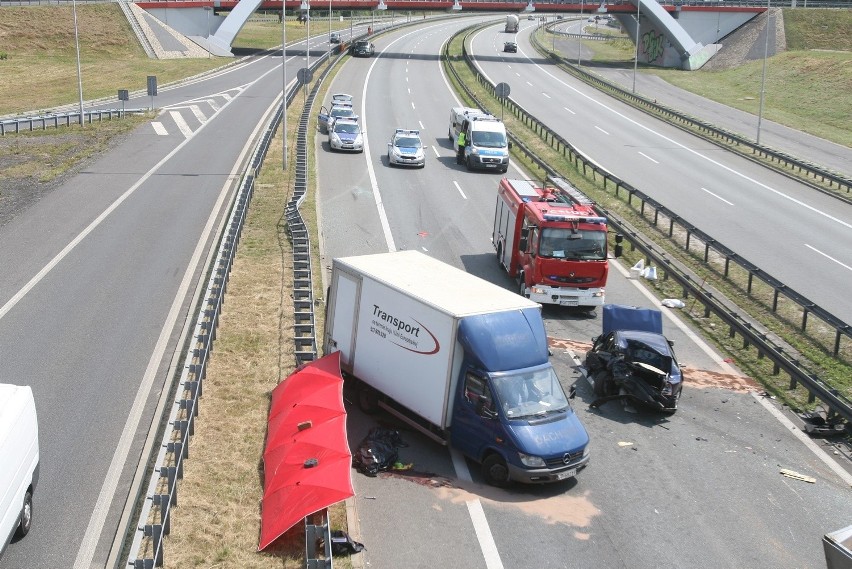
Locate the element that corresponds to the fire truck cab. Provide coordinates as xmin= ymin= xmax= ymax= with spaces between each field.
xmin=493 ymin=178 xmax=614 ymax=308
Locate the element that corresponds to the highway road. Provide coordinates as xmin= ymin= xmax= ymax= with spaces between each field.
xmin=316 ymin=16 xmax=852 ymax=569
xmin=0 ymin=13 xmax=849 ymax=569
xmin=0 ymin=31 xmax=337 ymax=569
xmin=471 ymin=21 xmax=852 ymax=326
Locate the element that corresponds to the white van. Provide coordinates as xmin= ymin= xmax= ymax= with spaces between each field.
xmin=448 ymin=106 xmax=486 ymax=143
xmin=0 ymin=384 xmax=39 ymax=555
xmin=462 ymin=114 xmax=510 ymax=173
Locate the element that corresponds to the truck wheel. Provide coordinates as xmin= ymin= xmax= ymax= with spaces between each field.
xmin=15 ymin=489 xmax=32 ymax=539
xmin=482 ymin=455 xmax=511 ymax=488
xmin=465 ymin=156 xmax=474 ymax=172
xmin=518 ymin=272 xmax=527 ymax=297
xmin=496 ymin=243 xmax=503 ymax=266
xmin=358 ymin=387 xmax=380 ymax=414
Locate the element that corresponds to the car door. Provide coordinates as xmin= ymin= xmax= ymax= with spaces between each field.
xmin=318 ymin=106 xmax=330 ymax=132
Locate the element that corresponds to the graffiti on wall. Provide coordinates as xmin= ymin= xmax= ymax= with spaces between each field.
xmin=641 ymin=29 xmax=665 ymax=63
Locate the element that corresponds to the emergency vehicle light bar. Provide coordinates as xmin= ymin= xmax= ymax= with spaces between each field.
xmin=395 ymin=128 xmax=420 ymax=135
xmin=542 ymin=213 xmax=607 ymax=224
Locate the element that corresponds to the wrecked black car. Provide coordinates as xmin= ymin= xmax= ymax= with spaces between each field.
xmin=584 ymin=305 xmax=683 ymax=414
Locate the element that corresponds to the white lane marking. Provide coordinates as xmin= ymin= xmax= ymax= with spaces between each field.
xmin=594 ymin=125 xmax=609 ymax=135
xmin=805 ymin=244 xmax=852 ymax=272
xmin=70 ymin=63 xmax=285 ymax=569
xmin=752 ymin=393 xmax=852 ymax=487
xmin=521 ymin=55 xmax=852 ymax=231
xmin=701 ymin=187 xmax=734 ymax=206
xmin=467 ymin=500 xmax=505 ymax=569
xmin=206 ymin=98 xmax=221 ymax=112
xmin=411 ymin=101 xmax=416 ymax=110
xmin=189 ymin=104 xmax=207 ymax=123
xmin=563 ymin=106 xmax=576 ymax=115
xmin=419 ymin=120 xmax=425 ymax=129
xmin=637 ymin=151 xmax=658 ymax=164
xmin=515 ymin=72 xmax=521 ymax=77
xmin=432 ymin=146 xmax=441 ymax=158
xmin=453 ymin=181 xmax=467 ymax=199
xmin=170 ymin=110 xmax=193 ymax=139
xmin=408 ymin=88 xmax=411 ymax=94
xmin=542 ymin=93 xmax=551 ymax=99
xmin=151 ymin=122 xmax=168 ymax=136
xmin=526 ymin=81 xmax=533 ymax=87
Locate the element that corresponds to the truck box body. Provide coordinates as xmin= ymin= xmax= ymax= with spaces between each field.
xmin=324 ymin=251 xmax=590 ymax=485
xmin=0 ymin=384 xmax=39 ymax=555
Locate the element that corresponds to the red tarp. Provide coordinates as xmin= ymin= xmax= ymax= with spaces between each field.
xmin=258 ymin=352 xmax=353 ymax=551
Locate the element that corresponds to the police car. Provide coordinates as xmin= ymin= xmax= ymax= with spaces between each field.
xmin=328 ymin=117 xmax=363 ymax=152
xmin=318 ymin=102 xmax=357 ymax=134
xmin=387 ymin=128 xmax=425 ymax=168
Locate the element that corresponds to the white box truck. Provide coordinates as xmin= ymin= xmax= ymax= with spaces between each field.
xmin=324 ymin=250 xmax=590 ymax=486
xmin=0 ymin=384 xmax=39 ymax=555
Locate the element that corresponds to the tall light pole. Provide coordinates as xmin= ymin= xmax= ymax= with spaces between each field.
xmin=328 ymin=0 xmax=332 ymax=60
xmin=204 ymin=6 xmax=212 ymax=58
xmin=282 ymin=0 xmax=288 ymax=170
xmin=756 ymin=0 xmax=771 ymax=145
xmin=577 ymin=0 xmax=583 ymax=65
xmin=72 ymin=0 xmax=84 ymax=125
xmin=632 ymin=0 xmax=641 ymax=93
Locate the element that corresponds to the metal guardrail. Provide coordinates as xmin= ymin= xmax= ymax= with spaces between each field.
xmin=123 ymin=16 xmax=423 ymax=567
xmin=444 ymin=22 xmax=851 ymax=424
xmin=539 ymin=20 xmax=852 ymax=198
xmin=0 ymin=108 xmax=146 ymax=135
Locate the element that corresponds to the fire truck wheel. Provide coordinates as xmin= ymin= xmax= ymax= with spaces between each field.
xmin=518 ymin=273 xmax=527 ymax=297
xmin=496 ymin=243 xmax=503 ymax=264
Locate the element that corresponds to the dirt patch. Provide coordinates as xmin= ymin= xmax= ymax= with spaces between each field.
xmin=548 ymin=336 xmax=757 ymax=393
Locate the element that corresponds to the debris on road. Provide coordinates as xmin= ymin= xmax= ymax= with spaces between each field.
xmin=780 ymin=469 xmax=816 ymax=483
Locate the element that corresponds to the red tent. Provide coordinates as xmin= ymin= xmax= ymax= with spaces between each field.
xmin=258 ymin=352 xmax=353 ymax=551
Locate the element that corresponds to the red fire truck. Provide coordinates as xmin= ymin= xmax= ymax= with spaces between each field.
xmin=492 ymin=178 xmax=617 ymax=308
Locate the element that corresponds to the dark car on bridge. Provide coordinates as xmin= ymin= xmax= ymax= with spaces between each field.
xmin=350 ymin=40 xmax=375 ymax=57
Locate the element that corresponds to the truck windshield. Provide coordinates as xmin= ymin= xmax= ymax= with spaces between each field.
xmin=492 ymin=367 xmax=570 ymax=419
xmin=539 ymin=228 xmax=606 ymax=260
xmin=471 ymin=130 xmax=507 ymax=148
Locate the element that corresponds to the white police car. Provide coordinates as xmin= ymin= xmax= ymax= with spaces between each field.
xmin=387 ymin=128 xmax=425 ymax=168
xmin=329 ymin=118 xmax=363 ymax=152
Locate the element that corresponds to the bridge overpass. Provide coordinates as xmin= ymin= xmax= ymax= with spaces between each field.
xmin=133 ymin=0 xmax=766 ymax=68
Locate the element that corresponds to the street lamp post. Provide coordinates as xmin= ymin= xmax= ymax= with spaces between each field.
xmin=282 ymin=0 xmax=288 ymax=170
xmin=204 ymin=6 xmax=212 ymax=58
xmin=328 ymin=0 xmax=332 ymax=60
xmin=756 ymin=0 xmax=771 ymax=145
xmin=632 ymin=0 xmax=641 ymax=93
xmin=72 ymin=0 xmax=84 ymax=125
xmin=577 ymin=0 xmax=583 ymax=65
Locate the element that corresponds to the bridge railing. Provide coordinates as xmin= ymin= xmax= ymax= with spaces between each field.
xmin=444 ymin=21 xmax=851 ymax=424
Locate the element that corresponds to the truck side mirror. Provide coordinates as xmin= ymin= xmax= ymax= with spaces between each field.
xmin=613 ymin=233 xmax=624 ymax=258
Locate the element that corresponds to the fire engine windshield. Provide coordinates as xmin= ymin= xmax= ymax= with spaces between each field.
xmin=539 ymin=228 xmax=606 ymax=260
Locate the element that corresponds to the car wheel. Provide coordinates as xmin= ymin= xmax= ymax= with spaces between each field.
xmin=500 ymin=167 xmax=508 ymax=173
xmin=448 ymin=128 xmax=454 ymax=143
xmin=592 ymin=371 xmax=609 ymax=397
xmin=481 ymin=454 xmax=511 ymax=488
xmin=518 ymin=272 xmax=526 ymax=297
xmin=15 ymin=489 xmax=32 ymax=539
